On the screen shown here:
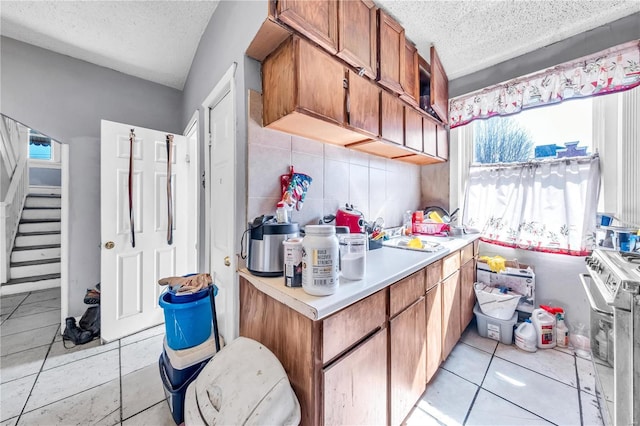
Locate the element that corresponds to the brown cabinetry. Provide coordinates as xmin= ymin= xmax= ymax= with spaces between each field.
xmin=442 ymin=269 xmax=461 ymax=360
xmin=423 ymin=117 xmax=438 ymax=157
xmin=400 ymin=40 xmax=419 ymax=106
xmin=436 ymin=123 xmax=448 ymax=160
xmin=404 ymin=107 xmax=423 ymax=152
xmin=377 ymin=9 xmax=405 ymax=95
xmin=276 ymin=0 xmax=338 ymax=54
xmin=324 ymin=329 xmax=388 ymax=425
xmin=346 ymin=69 xmax=380 ymax=138
xmin=337 ymin=0 xmax=377 ymax=79
xmin=430 ymin=46 xmax=449 ymax=124
xmin=262 ymin=36 xmax=370 ymax=146
xmin=390 ymin=297 xmax=427 ymax=426
xmin=426 ymin=283 xmax=442 ymax=383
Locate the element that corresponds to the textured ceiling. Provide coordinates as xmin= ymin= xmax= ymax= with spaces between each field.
xmin=0 ymin=1 xmax=219 ymax=90
xmin=376 ymin=0 xmax=640 ymax=80
xmin=0 ymin=1 xmax=638 ymax=90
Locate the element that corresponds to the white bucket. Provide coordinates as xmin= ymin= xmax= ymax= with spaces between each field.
xmin=531 ymin=308 xmax=556 ymax=349
xmin=474 ymin=282 xmax=521 ymax=320
xmin=515 ymin=320 xmax=537 ymax=352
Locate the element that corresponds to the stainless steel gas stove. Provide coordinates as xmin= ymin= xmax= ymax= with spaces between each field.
xmin=580 ymin=249 xmax=640 ymax=426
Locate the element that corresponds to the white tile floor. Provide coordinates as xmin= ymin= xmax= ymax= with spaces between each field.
xmin=1 ymin=288 xmax=605 ymax=425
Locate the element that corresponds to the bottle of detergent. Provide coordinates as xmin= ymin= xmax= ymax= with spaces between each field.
xmin=531 ymin=308 xmax=556 ymax=349
xmin=515 ymin=319 xmax=537 ymax=352
xmin=555 ymin=309 xmax=569 ymax=348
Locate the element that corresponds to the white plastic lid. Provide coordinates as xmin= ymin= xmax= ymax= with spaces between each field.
xmin=163 ymin=333 xmax=225 ymax=369
xmin=305 ymin=225 xmax=336 ymax=235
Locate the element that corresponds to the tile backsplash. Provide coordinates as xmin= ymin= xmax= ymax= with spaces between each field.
xmin=247 ymin=90 xmax=421 ymax=228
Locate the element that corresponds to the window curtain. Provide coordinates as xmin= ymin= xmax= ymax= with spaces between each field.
xmin=450 ymin=40 xmax=640 ymax=128
xmin=462 ymin=155 xmax=600 ymax=256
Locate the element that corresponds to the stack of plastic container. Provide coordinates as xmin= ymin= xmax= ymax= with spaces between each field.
xmin=158 ymin=285 xmax=222 ymax=424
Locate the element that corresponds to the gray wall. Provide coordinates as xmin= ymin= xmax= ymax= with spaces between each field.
xmin=180 ymin=0 xmax=266 ymax=270
xmin=29 ymin=168 xmax=61 ymax=187
xmin=451 ymin=12 xmax=640 ymax=97
xmin=1 ymin=36 xmax=183 ymax=317
xmin=0 ymin=160 xmax=9 ymax=200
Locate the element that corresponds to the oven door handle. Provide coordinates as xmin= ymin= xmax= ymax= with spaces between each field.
xmin=578 ymin=273 xmax=614 ymax=317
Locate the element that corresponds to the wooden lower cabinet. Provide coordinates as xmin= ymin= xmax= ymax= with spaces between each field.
xmin=459 ymin=258 xmax=476 ymax=331
xmin=441 ymin=270 xmax=461 ymax=361
xmin=425 ymin=283 xmax=442 ymax=382
xmin=390 ymin=297 xmax=426 ymax=426
xmin=324 ymin=329 xmax=388 ymax=425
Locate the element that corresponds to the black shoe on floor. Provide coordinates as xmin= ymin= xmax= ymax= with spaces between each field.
xmin=63 ymin=317 xmax=93 ymax=345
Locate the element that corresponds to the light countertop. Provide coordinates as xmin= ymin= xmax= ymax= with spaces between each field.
xmin=239 ymin=233 xmax=480 ymax=320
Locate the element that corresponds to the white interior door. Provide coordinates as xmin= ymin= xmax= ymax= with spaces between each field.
xmin=100 ymin=120 xmax=196 ymax=342
xmin=209 ymin=90 xmax=236 ymax=342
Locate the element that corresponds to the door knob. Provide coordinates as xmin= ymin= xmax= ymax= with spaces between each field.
xmin=105 ymin=241 xmax=115 ymax=249
xmin=224 ymin=256 xmax=230 ymax=267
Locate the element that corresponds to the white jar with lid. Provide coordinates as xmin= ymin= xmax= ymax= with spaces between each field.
xmin=302 ymin=225 xmax=339 ymax=296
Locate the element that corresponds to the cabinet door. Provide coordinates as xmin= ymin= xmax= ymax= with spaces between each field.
xmin=426 ymin=283 xmax=442 ymax=383
xmin=390 ymin=298 xmax=427 ymax=426
xmin=400 ymin=40 xmax=419 ymax=106
xmin=404 ymin=107 xmax=422 ymax=152
xmin=324 ymin=329 xmax=388 ymax=426
xmin=378 ymin=10 xmax=405 ymax=95
xmin=337 ymin=0 xmax=377 ymax=79
xmin=430 ymin=46 xmax=449 ymax=123
xmin=277 ymin=0 xmax=338 ymax=54
xmin=297 ymin=38 xmax=345 ymax=125
xmin=436 ymin=123 xmax=448 ymax=160
xmin=442 ymin=270 xmax=461 ymax=361
xmin=348 ymin=69 xmax=380 ymax=138
xmin=380 ymin=90 xmax=404 ymax=145
xmin=423 ymin=118 xmax=437 ymax=157
xmin=390 ymin=269 xmax=425 ymax=318
xmin=460 ymin=259 xmax=476 ymax=331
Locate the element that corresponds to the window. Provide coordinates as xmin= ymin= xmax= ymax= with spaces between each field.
xmin=28 ymin=132 xmax=52 ymax=160
xmin=473 ymin=97 xmax=593 ymax=164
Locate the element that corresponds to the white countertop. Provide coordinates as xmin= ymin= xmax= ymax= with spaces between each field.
xmin=239 ymin=233 xmax=480 ymax=320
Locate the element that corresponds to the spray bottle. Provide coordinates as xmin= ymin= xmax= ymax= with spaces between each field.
xmin=555 ymin=309 xmax=569 ymax=348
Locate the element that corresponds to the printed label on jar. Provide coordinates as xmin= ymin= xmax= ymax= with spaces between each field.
xmin=311 ymin=249 xmax=335 ymax=287
xmin=541 ymin=325 xmax=553 ymax=344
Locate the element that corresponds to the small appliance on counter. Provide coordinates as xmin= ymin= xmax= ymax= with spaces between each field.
xmin=335 ymin=204 xmax=366 ymax=234
xmin=247 ymin=215 xmax=299 ymax=277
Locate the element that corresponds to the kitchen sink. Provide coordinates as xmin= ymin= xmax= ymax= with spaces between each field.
xmin=382 ymin=236 xmax=447 ymax=252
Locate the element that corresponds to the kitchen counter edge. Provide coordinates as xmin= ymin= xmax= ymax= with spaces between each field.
xmin=239 ymin=234 xmax=480 ymax=321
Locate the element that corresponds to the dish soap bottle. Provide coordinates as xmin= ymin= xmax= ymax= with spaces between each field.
xmin=556 ymin=309 xmax=569 ymax=348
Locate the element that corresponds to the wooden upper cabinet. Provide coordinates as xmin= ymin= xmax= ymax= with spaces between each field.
xmin=347 ymin=69 xmax=380 ymax=138
xmin=337 ymin=0 xmax=377 ymax=79
xmin=263 ymin=36 xmax=370 ymax=146
xmin=380 ymin=90 xmax=404 ymax=145
xmin=423 ymin=117 xmax=437 ymax=157
xmin=430 ymin=46 xmax=449 ymax=123
xmin=404 ymin=107 xmax=422 ymax=152
xmin=436 ymin=123 xmax=448 ymax=160
xmin=400 ymin=40 xmax=419 ymax=106
xmin=378 ymin=9 xmax=405 ymax=95
xmin=276 ymin=0 xmax=338 ymax=54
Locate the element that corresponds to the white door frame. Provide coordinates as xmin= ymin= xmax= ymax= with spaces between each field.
xmin=60 ymin=143 xmax=69 ymax=329
xmin=202 ymin=62 xmax=238 ymax=340
xmin=183 ymin=112 xmax=200 ymax=271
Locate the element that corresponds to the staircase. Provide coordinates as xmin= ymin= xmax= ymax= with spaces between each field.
xmin=4 ymin=193 xmax=61 ymax=295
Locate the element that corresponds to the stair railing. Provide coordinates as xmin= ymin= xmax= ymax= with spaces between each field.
xmin=0 ymin=117 xmax=29 ymax=284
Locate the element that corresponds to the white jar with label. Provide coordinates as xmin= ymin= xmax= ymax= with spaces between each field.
xmin=302 ymin=225 xmax=339 ymax=296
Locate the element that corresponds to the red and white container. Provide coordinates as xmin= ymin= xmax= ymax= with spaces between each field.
xmin=531 ymin=308 xmax=556 ymax=349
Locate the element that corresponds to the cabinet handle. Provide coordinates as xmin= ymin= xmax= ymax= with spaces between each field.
xmin=343 ymin=78 xmax=348 ymax=89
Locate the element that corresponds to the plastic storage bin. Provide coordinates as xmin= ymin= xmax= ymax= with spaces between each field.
xmin=159 ymin=286 xmax=217 ymax=350
xmin=474 ymin=302 xmax=517 ymax=344
xmin=159 ymin=354 xmax=206 ymax=425
xmin=161 ymin=332 xmax=223 ymax=386
xmin=474 ymin=282 xmax=521 ymax=320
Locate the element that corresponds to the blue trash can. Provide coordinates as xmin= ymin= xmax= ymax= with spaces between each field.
xmin=159 ymin=285 xmax=218 ymax=350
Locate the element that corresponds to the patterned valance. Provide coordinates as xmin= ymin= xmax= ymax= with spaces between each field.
xmin=450 ymin=40 xmax=640 ymax=128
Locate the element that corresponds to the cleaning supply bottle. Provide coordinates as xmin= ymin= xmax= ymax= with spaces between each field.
xmin=555 ymin=309 xmax=569 ymax=348
xmin=515 ymin=319 xmax=537 ymax=352
xmin=531 ymin=308 xmax=556 ymax=349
